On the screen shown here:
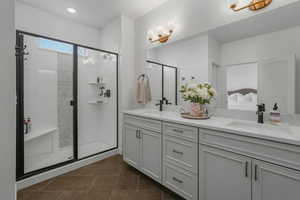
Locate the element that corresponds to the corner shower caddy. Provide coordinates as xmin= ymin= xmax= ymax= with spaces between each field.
xmin=88 ymin=78 xmax=111 ymax=105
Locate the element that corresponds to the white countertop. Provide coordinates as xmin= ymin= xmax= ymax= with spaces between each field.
xmin=124 ymin=109 xmax=300 ymax=146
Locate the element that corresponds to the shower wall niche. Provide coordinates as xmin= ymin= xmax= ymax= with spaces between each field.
xmin=16 ymin=31 xmax=118 ymax=180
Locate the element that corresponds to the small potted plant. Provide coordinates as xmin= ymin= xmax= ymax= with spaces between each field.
xmin=180 ymin=83 xmax=217 ymax=117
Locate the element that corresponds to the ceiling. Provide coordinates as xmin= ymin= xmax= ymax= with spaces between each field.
xmin=17 ymin=0 xmax=169 ymax=29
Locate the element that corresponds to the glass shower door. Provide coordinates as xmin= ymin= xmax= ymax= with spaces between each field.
xmin=77 ymin=47 xmax=118 ymax=159
xmin=22 ymin=34 xmax=75 ymax=173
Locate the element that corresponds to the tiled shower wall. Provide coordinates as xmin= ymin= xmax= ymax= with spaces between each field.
xmin=57 ymin=53 xmax=73 ymax=148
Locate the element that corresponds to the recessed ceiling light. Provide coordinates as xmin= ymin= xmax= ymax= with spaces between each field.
xmin=67 ymin=8 xmax=77 ymax=14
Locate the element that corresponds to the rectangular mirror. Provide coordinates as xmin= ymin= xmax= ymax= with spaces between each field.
xmin=145 ymin=60 xmax=178 ymax=105
xmin=146 ymin=24 xmax=299 ymax=115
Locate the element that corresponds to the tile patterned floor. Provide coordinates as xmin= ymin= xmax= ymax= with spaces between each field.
xmin=18 ymin=155 xmax=184 ymax=200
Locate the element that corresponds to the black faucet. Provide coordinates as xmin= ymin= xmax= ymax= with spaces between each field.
xmin=257 ymin=103 xmax=265 ymax=124
xmin=155 ymin=97 xmax=172 ymax=111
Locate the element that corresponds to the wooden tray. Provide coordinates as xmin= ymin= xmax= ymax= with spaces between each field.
xmin=181 ymin=113 xmax=210 ymax=120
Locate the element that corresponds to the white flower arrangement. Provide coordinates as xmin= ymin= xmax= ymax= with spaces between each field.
xmin=180 ymin=82 xmax=217 ymax=104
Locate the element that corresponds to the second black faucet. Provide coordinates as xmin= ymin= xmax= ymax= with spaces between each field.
xmin=156 ymin=97 xmax=172 ymax=111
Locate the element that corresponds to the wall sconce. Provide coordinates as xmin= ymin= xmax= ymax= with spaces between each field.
xmin=147 ymin=22 xmax=176 ymax=44
xmin=227 ymin=0 xmax=272 ymax=12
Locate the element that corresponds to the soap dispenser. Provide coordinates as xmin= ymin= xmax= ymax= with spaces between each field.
xmin=270 ymin=103 xmax=280 ymax=123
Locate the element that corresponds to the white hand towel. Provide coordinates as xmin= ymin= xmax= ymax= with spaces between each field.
xmin=144 ymin=78 xmax=152 ymax=103
xmin=137 ymin=77 xmax=152 ymax=104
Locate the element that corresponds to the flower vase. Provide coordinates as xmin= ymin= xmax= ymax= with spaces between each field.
xmin=190 ymin=103 xmax=205 ymax=117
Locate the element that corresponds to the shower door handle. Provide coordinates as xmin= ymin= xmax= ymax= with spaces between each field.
xmin=70 ymin=100 xmax=75 ymax=106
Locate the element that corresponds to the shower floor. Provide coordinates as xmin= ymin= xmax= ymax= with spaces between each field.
xmin=78 ymin=141 xmax=116 ymax=159
xmin=25 ymin=146 xmax=73 ymax=174
xmin=25 ymin=141 xmax=115 ymax=173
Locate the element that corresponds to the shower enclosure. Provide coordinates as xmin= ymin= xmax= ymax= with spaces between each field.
xmin=16 ymin=31 xmax=118 ymax=180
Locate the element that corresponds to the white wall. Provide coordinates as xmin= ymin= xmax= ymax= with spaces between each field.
xmin=221 ymin=25 xmax=300 ymax=113
xmin=15 ymin=2 xmax=102 ymax=48
xmin=119 ymin=16 xmax=135 ymax=153
xmin=0 ymin=0 xmax=16 ymax=199
xmin=99 ymin=18 xmax=122 ymax=52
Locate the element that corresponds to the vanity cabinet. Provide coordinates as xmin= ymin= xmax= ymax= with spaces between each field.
xmin=139 ymin=128 xmax=162 ymax=182
xmin=163 ymin=123 xmax=198 ymax=200
xmin=123 ymin=115 xmax=162 ymax=183
xmin=252 ymin=160 xmax=300 ymax=200
xmin=123 ymin=112 xmax=300 ymax=200
xmin=123 ymin=125 xmax=140 ymax=168
xmin=199 ymin=144 xmax=252 ymax=200
xmin=199 ymin=128 xmax=300 ymax=200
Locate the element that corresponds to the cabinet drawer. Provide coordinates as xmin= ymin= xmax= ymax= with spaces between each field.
xmin=163 ymin=163 xmax=197 ymax=200
xmin=124 ymin=114 xmax=161 ymax=133
xmin=163 ymin=136 xmax=198 ymax=173
xmin=163 ymin=122 xmax=198 ymax=142
xmin=199 ymin=128 xmax=300 ymax=171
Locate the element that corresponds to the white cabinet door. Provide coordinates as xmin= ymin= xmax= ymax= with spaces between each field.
xmin=199 ymin=144 xmax=252 ymax=200
xmin=252 ymin=160 xmax=300 ymax=200
xmin=123 ymin=125 xmax=140 ymax=169
xmin=140 ymin=129 xmax=162 ymax=183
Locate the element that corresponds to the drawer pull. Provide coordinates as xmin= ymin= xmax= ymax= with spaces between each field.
xmin=254 ymin=165 xmax=258 ymax=181
xmin=172 ymin=129 xmax=184 ymax=133
xmin=245 ymin=161 xmax=249 ymax=177
xmin=172 ymin=149 xmax=184 ymax=155
xmin=172 ymin=177 xmax=184 ymax=184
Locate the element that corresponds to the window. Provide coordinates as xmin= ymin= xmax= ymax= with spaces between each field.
xmin=39 ymin=38 xmax=73 ymax=54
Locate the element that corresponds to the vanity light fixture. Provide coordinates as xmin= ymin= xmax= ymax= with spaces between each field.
xmin=147 ymin=21 xmax=176 ymax=44
xmin=227 ymin=0 xmax=272 ymax=12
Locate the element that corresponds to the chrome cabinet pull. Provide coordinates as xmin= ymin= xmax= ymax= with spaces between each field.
xmin=173 ymin=149 xmax=184 ymax=155
xmin=136 ymin=129 xmax=139 ymax=139
xmin=138 ymin=130 xmax=142 ymax=139
xmin=173 ymin=129 xmax=184 ymax=133
xmin=245 ymin=161 xmax=249 ymax=177
xmin=172 ymin=177 xmax=183 ymax=184
xmin=254 ymin=164 xmax=258 ymax=181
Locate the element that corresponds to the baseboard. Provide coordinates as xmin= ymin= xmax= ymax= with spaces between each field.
xmin=17 ymin=149 xmax=119 ymax=191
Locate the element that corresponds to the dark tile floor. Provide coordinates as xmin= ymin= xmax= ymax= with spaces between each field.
xmin=18 ymin=155 xmax=184 ymax=200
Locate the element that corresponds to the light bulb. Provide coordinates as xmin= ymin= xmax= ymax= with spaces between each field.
xmin=147 ymin=30 xmax=155 ymax=40
xmin=156 ymin=26 xmax=165 ymax=36
xmin=167 ymin=21 xmax=176 ymax=33
xmin=67 ymin=8 xmax=77 ymax=14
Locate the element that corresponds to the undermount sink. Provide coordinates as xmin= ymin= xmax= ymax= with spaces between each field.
xmin=227 ymin=121 xmax=291 ymax=135
xmin=141 ymin=110 xmax=178 ymax=118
